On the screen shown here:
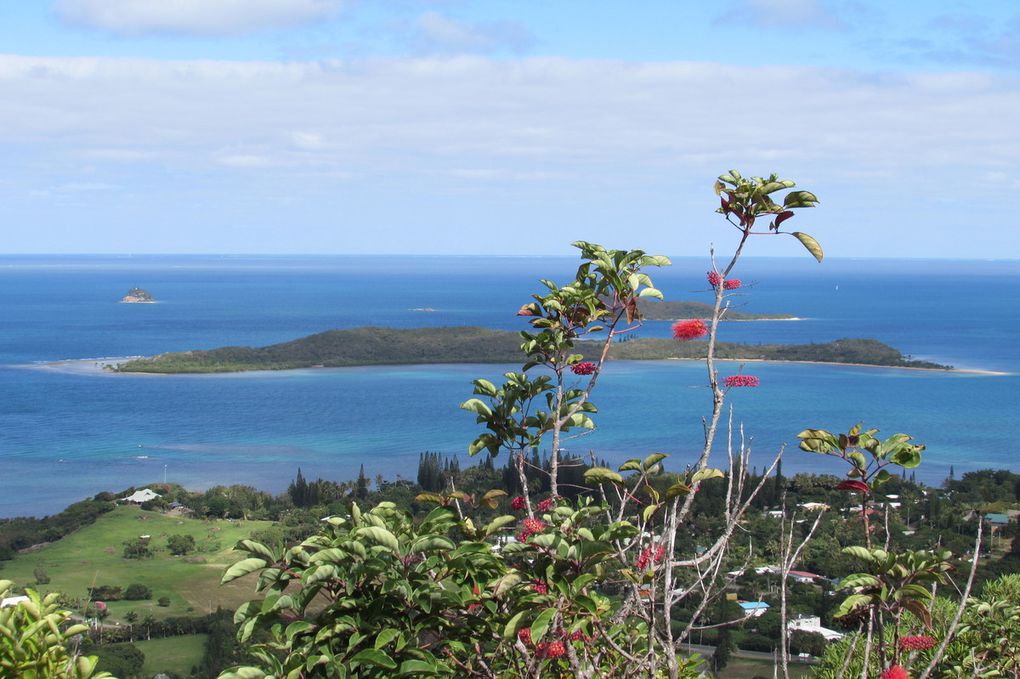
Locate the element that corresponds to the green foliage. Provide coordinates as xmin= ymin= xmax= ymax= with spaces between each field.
xmin=221 ymin=497 xmax=696 ymax=678
xmin=835 ymin=547 xmax=953 ymax=630
xmin=115 ymin=328 xmax=948 ymax=374
xmin=167 ymin=534 xmax=196 ymax=556
xmin=90 ymin=642 xmax=145 ymax=678
xmin=123 ymin=584 xmax=152 ymax=601
xmin=119 ymin=326 xmax=526 ymax=373
xmin=220 ymin=501 xmax=508 ymax=677
xmin=122 ymin=538 xmax=152 ymax=560
xmin=0 ymin=580 xmax=113 ymax=678
xmin=714 ymin=170 xmax=823 ymax=261
xmin=0 ymin=497 xmax=115 ymax=561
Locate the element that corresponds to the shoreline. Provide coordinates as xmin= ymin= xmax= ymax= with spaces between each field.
xmin=663 ymin=356 xmax=1009 ymax=376
xmin=26 ymin=356 xmax=1011 ymax=377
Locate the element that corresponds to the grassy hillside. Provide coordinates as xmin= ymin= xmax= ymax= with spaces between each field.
xmin=117 ymin=326 xmax=951 ymax=373
xmin=0 ymin=505 xmax=271 ymax=620
xmin=137 ymin=634 xmax=208 ymax=676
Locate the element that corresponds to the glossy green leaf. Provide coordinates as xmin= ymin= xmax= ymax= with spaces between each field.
xmin=221 ymin=557 xmax=267 ymax=584
xmin=584 ymin=467 xmax=624 ymax=484
xmin=791 ymin=232 xmax=824 ymax=262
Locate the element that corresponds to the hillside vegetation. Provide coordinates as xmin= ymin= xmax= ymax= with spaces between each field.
xmin=636 ymin=298 xmax=794 ymax=320
xmin=1 ymin=505 xmax=272 ymax=621
xmin=116 ymin=326 xmax=951 ymax=373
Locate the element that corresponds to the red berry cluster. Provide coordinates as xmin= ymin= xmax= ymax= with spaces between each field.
xmin=724 ymin=279 xmax=742 ymax=289
xmin=517 ymin=516 xmax=546 ymax=542
xmin=671 ymin=319 xmax=708 ymax=341
xmin=536 ymin=640 xmax=566 ymax=659
xmin=707 ymin=271 xmax=723 ymax=287
xmin=899 ymin=635 xmax=937 ymax=651
xmin=570 ymin=361 xmax=597 ymax=375
xmin=536 ymin=497 xmax=555 ymax=512
xmin=723 ymin=374 xmax=760 ymax=388
xmin=531 ymin=580 xmax=549 ymax=594
xmin=882 ymin=666 xmax=909 ymax=679
xmin=517 ymin=627 xmax=532 ymax=645
xmin=636 ymin=543 xmax=667 ymax=569
xmin=511 ymin=495 xmax=526 ymax=511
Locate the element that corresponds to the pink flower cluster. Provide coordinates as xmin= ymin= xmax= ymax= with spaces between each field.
xmin=518 ymin=626 xmax=590 ymax=657
xmin=672 ymin=319 xmax=708 ymax=341
xmin=635 ymin=544 xmax=667 ymax=570
xmin=536 ymin=497 xmax=555 ymax=512
xmin=511 ymin=496 xmax=526 ymax=511
xmin=707 ymin=271 xmax=723 ymax=287
xmin=570 ymin=361 xmax=596 ymax=375
xmin=724 ymin=279 xmax=742 ymax=290
xmin=517 ymin=516 xmax=546 ymax=542
xmin=724 ymin=375 xmax=760 ymax=388
xmin=899 ymin=635 xmax=937 ymax=651
xmin=882 ymin=666 xmax=909 ymax=679
xmin=536 ymin=640 xmax=566 ymax=659
xmin=531 ymin=579 xmax=549 ymax=594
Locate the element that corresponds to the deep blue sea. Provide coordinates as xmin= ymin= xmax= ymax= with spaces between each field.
xmin=1 ymin=255 xmax=1017 ymax=517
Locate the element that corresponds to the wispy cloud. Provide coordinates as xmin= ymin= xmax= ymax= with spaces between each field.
xmin=717 ymin=0 xmax=845 ymax=30
xmin=1 ymin=54 xmax=1018 ymax=254
xmin=409 ymin=12 xmax=535 ymax=56
xmin=56 ymin=0 xmax=343 ymax=36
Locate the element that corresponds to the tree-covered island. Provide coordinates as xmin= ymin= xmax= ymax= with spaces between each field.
xmin=114 ymin=326 xmax=950 ymax=373
xmin=635 ymin=298 xmax=795 ymax=320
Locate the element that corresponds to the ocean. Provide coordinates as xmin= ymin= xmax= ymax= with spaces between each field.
xmin=0 ymin=255 xmax=1016 ymax=517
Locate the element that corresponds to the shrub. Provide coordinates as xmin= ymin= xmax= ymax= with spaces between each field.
xmin=90 ymin=585 xmax=123 ymax=602
xmin=122 ymin=538 xmax=152 ymax=559
xmin=32 ymin=566 xmax=49 ymax=585
xmin=157 ymin=596 xmax=171 ymax=607
xmin=123 ymin=583 xmax=152 ymax=600
xmin=167 ymin=533 xmax=196 ymax=556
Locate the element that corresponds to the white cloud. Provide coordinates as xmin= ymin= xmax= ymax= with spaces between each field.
xmin=215 ymin=153 xmax=274 ymax=168
xmin=719 ymin=0 xmax=844 ymax=30
xmin=1 ymin=54 xmax=1018 ymax=254
xmin=412 ymin=12 xmax=534 ymax=55
xmin=57 ymin=0 xmax=343 ymax=36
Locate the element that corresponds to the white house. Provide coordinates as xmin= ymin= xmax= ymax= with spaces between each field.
xmin=788 ymin=615 xmax=844 ymax=641
xmin=1 ymin=595 xmax=30 ymax=608
xmin=121 ymin=488 xmax=160 ymax=504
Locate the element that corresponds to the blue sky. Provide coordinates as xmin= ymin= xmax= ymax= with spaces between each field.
xmin=1 ymin=1 xmax=1018 ymax=257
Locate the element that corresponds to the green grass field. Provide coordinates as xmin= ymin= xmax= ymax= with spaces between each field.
xmin=0 ymin=505 xmax=272 ymax=620
xmin=719 ymin=658 xmax=813 ymax=679
xmin=135 ymin=634 xmax=208 ymax=676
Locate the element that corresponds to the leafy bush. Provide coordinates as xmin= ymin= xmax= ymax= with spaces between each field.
xmin=0 ymin=579 xmax=112 ymax=678
xmin=167 ymin=533 xmax=196 ymax=556
xmin=122 ymin=538 xmax=152 ymax=559
xmin=89 ymin=585 xmax=123 ymax=602
xmin=123 ymin=583 xmax=152 ymax=600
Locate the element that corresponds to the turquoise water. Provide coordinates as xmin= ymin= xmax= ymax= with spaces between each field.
xmin=0 ymin=255 xmax=1016 ymax=516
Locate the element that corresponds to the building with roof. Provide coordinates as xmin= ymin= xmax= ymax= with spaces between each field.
xmin=788 ymin=615 xmax=844 ymax=641
xmin=985 ymin=513 xmax=1010 ymax=527
xmin=121 ymin=488 xmax=160 ymax=504
xmin=738 ymin=601 xmax=770 ymax=618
